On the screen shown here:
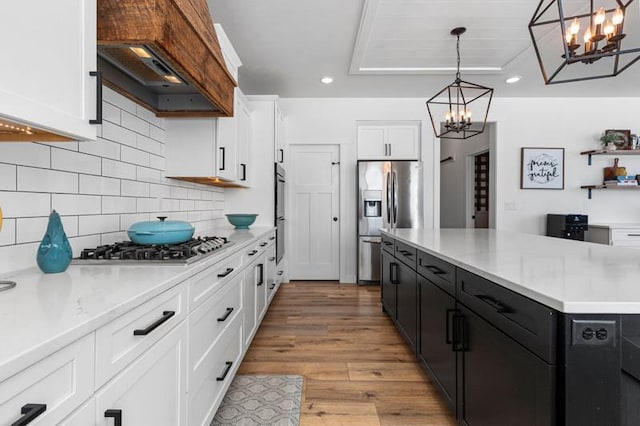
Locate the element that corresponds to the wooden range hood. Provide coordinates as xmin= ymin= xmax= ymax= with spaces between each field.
xmin=97 ymin=0 xmax=236 ymax=117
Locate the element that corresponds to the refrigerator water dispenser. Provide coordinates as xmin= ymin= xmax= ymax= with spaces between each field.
xmin=364 ymin=199 xmax=382 ymax=217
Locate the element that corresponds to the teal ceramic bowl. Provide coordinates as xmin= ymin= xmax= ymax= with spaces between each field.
xmin=226 ymin=214 xmax=258 ymax=229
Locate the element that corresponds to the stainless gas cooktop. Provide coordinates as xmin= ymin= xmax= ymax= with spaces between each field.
xmin=73 ymin=236 xmax=233 ymax=265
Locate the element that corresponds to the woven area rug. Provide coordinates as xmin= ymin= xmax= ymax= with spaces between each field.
xmin=211 ymin=375 xmax=303 ymax=426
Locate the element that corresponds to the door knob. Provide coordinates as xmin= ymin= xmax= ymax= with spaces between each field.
xmin=333 ymin=217 xmax=338 ymax=222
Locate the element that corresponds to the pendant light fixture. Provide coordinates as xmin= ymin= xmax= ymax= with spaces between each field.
xmin=426 ymin=27 xmax=494 ymax=140
xmin=529 ymin=0 xmax=640 ymax=84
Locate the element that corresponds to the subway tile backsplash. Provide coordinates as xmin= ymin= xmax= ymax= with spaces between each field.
xmin=0 ymin=86 xmax=225 ymax=274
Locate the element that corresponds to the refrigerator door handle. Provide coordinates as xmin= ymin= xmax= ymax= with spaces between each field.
xmin=386 ymin=171 xmax=392 ymax=224
xmin=392 ymin=171 xmax=398 ymax=226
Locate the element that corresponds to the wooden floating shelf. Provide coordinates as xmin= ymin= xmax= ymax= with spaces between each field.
xmin=581 ymin=184 xmax=640 ymax=199
xmin=580 ymin=149 xmax=640 ymax=165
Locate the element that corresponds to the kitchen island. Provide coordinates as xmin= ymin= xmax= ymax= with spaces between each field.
xmin=0 ymin=226 xmax=277 ymax=425
xmin=381 ymin=228 xmax=640 ymax=426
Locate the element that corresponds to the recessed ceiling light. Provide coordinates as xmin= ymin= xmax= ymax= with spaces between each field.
xmin=321 ymin=76 xmax=334 ymax=84
xmin=506 ymin=76 xmax=521 ymax=84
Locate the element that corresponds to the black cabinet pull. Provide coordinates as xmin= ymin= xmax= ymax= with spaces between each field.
xmin=269 ymin=256 xmax=276 ymax=261
xmin=217 ymin=307 xmax=234 ymax=322
xmin=11 ymin=404 xmax=46 ymax=426
xmin=217 ymin=267 xmax=234 ymax=278
xmin=104 ymin=409 xmax=122 ymax=426
xmin=89 ymin=71 xmax=103 ymax=125
xmin=426 ymin=265 xmax=446 ymax=275
xmin=277 ymin=271 xmax=284 ymax=276
xmin=248 ymin=250 xmax=258 ymax=256
xmin=476 ymin=294 xmax=513 ymax=314
xmin=270 ymin=283 xmax=276 ymax=289
xmin=257 ymin=263 xmax=264 ymax=286
xmin=133 ymin=310 xmax=175 ymax=336
xmin=445 ymin=308 xmax=457 ymax=345
xmin=278 ymin=148 xmax=284 ymax=163
xmin=269 ymin=236 xmax=276 ymax=240
xmin=452 ymin=314 xmax=463 ymax=352
xmin=219 ymin=147 xmax=226 ymax=171
xmin=390 ymin=262 xmax=399 ymax=284
xmin=216 ymin=361 xmax=233 ymax=381
xmin=240 ymin=163 xmax=247 ymax=181
xmin=260 ymin=242 xmax=268 ymax=247
xmin=399 ymin=249 xmax=412 ymax=256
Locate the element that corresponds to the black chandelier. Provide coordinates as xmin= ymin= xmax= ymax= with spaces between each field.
xmin=426 ymin=27 xmax=493 ymax=140
xmin=529 ymin=0 xmax=640 ymax=84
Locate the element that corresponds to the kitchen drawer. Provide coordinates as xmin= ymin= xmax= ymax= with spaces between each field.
xmin=243 ymin=240 xmax=268 ymax=264
xmin=381 ymin=234 xmax=395 ymax=254
xmin=417 ymin=250 xmax=455 ymax=297
xmin=611 ymin=229 xmax=640 ymax=249
xmin=59 ymin=397 xmax=95 ymax=426
xmin=457 ymin=269 xmax=557 ymax=364
xmin=188 ymin=314 xmax=243 ymax=426
xmin=0 ymin=333 xmax=94 ymax=426
xmin=188 ymin=273 xmax=242 ymax=374
xmin=95 ymin=283 xmax=187 ymax=389
xmin=189 ymin=250 xmax=243 ymax=310
xmin=395 ymin=240 xmax=417 ymax=270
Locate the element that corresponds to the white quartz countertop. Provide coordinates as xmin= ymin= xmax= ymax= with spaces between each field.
xmin=382 ymin=228 xmax=640 ymax=314
xmin=589 ymin=223 xmax=640 ymax=229
xmin=0 ymin=226 xmax=274 ymax=382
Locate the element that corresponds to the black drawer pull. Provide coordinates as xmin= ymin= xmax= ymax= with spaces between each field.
xmin=260 ymin=242 xmax=268 ymax=247
xmin=426 ymin=265 xmax=446 ymax=275
xmin=257 ymin=263 xmax=264 ymax=286
xmin=269 ymin=236 xmax=276 ymax=240
xmin=277 ymin=271 xmax=284 ymax=276
xmin=248 ymin=250 xmax=258 ymax=256
xmin=627 ymin=233 xmax=640 ymax=237
xmin=104 ymin=409 xmax=122 ymax=426
xmin=399 ymin=250 xmax=412 ymax=256
xmin=217 ymin=307 xmax=234 ymax=322
xmin=383 ymin=241 xmax=393 ymax=246
xmin=133 ymin=310 xmax=175 ymax=336
xmin=217 ymin=361 xmax=233 ymax=381
xmin=11 ymin=404 xmax=46 ymax=426
xmin=240 ymin=163 xmax=247 ymax=181
xmin=89 ymin=71 xmax=103 ymax=125
xmin=476 ymin=294 xmax=513 ymax=314
xmin=219 ymin=147 xmax=226 ymax=171
xmin=270 ymin=283 xmax=276 ymax=289
xmin=269 ymin=256 xmax=276 ymax=261
xmin=390 ymin=262 xmax=399 ymax=284
xmin=217 ymin=267 xmax=234 ymax=278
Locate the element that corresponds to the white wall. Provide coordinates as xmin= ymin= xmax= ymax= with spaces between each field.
xmin=0 ymin=87 xmax=226 ymax=274
xmin=280 ymin=96 xmax=640 ymax=282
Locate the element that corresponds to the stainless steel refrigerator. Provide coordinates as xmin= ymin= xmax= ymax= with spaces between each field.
xmin=357 ymin=160 xmax=423 ymax=283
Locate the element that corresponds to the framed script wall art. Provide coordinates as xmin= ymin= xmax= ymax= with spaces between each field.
xmin=520 ymin=147 xmax=564 ymax=190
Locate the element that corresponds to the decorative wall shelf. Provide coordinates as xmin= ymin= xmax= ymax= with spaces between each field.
xmin=581 ymin=185 xmax=640 ymax=199
xmin=580 ymin=149 xmax=640 ymax=166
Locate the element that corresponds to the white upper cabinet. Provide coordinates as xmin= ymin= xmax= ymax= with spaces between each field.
xmin=357 ymin=122 xmax=421 ymax=160
xmin=0 ymin=0 xmax=98 ymax=142
xmin=164 ymin=88 xmax=252 ymax=186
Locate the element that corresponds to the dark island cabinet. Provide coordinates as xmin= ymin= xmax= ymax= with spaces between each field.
xmin=457 ymin=303 xmax=556 ymax=426
xmin=396 ymin=260 xmax=417 ymax=351
xmin=381 ymin=249 xmax=396 ymax=320
xmin=418 ymin=276 xmax=457 ymax=411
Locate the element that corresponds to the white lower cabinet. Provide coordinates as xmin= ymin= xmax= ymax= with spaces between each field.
xmin=59 ymin=397 xmax=96 ymax=426
xmin=2 ymin=231 xmax=278 ymax=426
xmin=95 ymin=320 xmax=188 ymax=426
xmin=0 ymin=333 xmax=94 ymax=426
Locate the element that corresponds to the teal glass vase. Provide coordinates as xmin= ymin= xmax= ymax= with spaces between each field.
xmin=37 ymin=210 xmax=73 ymax=274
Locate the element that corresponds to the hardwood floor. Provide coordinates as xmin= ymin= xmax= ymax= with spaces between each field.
xmin=238 ymin=281 xmax=456 ymax=425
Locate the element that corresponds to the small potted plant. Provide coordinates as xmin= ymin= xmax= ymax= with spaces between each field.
xmin=600 ymin=131 xmax=619 ymax=150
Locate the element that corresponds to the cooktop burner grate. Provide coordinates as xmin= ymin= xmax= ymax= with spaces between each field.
xmin=75 ymin=236 xmax=232 ymax=264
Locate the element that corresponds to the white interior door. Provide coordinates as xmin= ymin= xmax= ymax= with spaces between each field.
xmin=289 ymin=144 xmax=340 ymax=280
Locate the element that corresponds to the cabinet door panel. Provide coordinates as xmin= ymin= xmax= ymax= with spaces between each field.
xmin=396 ymin=261 xmax=417 ymax=352
xmin=96 ymin=321 xmax=188 ymax=426
xmin=381 ymin=250 xmax=396 ymax=319
xmin=387 ymin=125 xmax=419 ymax=159
xmin=419 ymin=277 xmax=456 ymax=410
xmin=357 ymin=126 xmax=386 ymax=159
xmin=459 ymin=305 xmax=555 ymax=426
xmin=0 ymin=0 xmax=97 ymax=140
xmin=243 ymin=261 xmax=257 ymax=348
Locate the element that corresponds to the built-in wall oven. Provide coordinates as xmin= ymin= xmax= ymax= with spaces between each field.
xmin=275 ymin=164 xmax=285 ymax=264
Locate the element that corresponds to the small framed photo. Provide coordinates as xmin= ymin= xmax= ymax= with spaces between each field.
xmin=520 ymin=147 xmax=564 ymax=189
xmin=606 ymin=129 xmax=631 ymax=149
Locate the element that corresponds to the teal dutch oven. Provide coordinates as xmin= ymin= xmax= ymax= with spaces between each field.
xmin=127 ymin=216 xmax=195 ymax=245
